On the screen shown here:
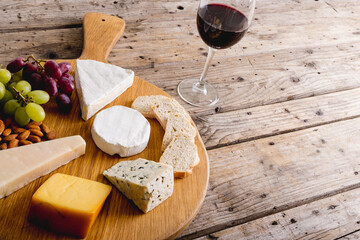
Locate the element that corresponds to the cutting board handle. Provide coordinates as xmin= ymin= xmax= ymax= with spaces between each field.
xmin=79 ymin=12 xmax=125 ymax=62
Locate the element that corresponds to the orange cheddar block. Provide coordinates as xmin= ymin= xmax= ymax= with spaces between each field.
xmin=28 ymin=173 xmax=111 ymax=238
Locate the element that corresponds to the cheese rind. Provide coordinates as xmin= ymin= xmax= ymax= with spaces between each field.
xmin=0 ymin=135 xmax=86 ymax=199
xmin=91 ymin=106 xmax=150 ymax=157
xmin=75 ymin=59 xmax=134 ymax=120
xmin=28 ymin=173 xmax=111 ymax=238
xmin=103 ymin=158 xmax=174 ymax=213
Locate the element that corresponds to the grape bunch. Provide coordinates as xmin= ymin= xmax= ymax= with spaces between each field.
xmin=7 ymin=56 xmax=74 ymax=113
xmin=0 ymin=69 xmax=49 ymax=126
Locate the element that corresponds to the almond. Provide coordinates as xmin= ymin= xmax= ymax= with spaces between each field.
xmin=8 ymin=139 xmax=19 ymax=148
xmin=31 ymin=121 xmax=42 ymax=126
xmin=29 ymin=129 xmax=44 ymax=137
xmin=19 ymin=140 xmax=33 ymax=146
xmin=27 ymin=125 xmax=41 ymax=131
xmin=2 ymin=128 xmax=11 ymax=137
xmin=26 ymin=122 xmax=42 ymax=128
xmin=0 ymin=143 xmax=7 ymax=150
xmin=14 ymin=128 xmax=27 ymax=134
xmin=3 ymin=134 xmax=18 ymax=142
xmin=18 ymin=130 xmax=30 ymax=140
xmin=0 ymin=120 xmax=5 ymax=135
xmin=4 ymin=117 xmax=12 ymax=128
xmin=46 ymin=131 xmax=56 ymax=140
xmin=28 ymin=135 xmax=41 ymax=143
xmin=41 ymin=123 xmax=50 ymax=134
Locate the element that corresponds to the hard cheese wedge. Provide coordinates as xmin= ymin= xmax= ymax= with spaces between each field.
xmin=28 ymin=173 xmax=111 ymax=238
xmin=103 ymin=158 xmax=174 ymax=213
xmin=0 ymin=135 xmax=86 ymax=199
xmin=75 ymin=59 xmax=134 ymax=120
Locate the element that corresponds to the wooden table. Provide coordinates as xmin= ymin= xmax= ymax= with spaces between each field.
xmin=1 ymin=0 xmax=360 ymax=239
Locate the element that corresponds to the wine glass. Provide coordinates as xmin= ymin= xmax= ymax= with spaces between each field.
xmin=177 ymin=0 xmax=256 ymax=107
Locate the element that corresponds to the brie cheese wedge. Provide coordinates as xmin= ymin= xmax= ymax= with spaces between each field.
xmin=75 ymin=59 xmax=134 ymax=120
xmin=91 ymin=106 xmax=150 ymax=157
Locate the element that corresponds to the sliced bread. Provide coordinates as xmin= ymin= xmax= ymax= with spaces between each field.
xmin=151 ymin=98 xmax=191 ymax=129
xmin=161 ymin=113 xmax=196 ymax=152
xmin=131 ymin=95 xmax=169 ymax=118
xmin=159 ymin=135 xmax=200 ymax=178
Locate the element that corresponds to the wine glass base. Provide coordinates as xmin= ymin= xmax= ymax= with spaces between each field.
xmin=177 ymin=79 xmax=219 ymax=107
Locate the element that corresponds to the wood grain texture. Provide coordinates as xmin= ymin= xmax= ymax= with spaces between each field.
xmin=196 ymin=188 xmax=360 ymax=240
xmin=338 ymin=231 xmax=360 ymax=240
xmin=194 ymin=87 xmax=360 ymax=149
xmin=0 ymin=13 xmax=209 ymax=240
xmin=179 ymin=117 xmax=360 ymax=238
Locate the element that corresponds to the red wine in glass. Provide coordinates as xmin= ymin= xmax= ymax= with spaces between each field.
xmin=197 ymin=4 xmax=249 ymax=49
xmin=177 ymin=0 xmax=256 ymax=107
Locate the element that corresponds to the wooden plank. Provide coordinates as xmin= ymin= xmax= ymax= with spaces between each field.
xmin=178 ymin=117 xmax=360 ymax=238
xmin=194 ymin=87 xmax=360 ymax=149
xmin=0 ymin=28 xmax=83 ymax=60
xmin=338 ymin=231 xmax=360 ymax=240
xmin=195 ymin=187 xmax=360 ymax=240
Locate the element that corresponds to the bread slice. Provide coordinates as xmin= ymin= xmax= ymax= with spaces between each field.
xmin=151 ymin=98 xmax=191 ymax=129
xmin=131 ymin=95 xmax=169 ymax=118
xmin=159 ymin=135 xmax=200 ymax=178
xmin=161 ymin=113 xmax=196 ymax=152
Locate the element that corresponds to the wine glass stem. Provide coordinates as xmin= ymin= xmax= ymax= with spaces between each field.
xmin=194 ymin=47 xmax=217 ymax=93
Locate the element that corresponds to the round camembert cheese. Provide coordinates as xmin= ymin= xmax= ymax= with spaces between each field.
xmin=91 ymin=106 xmax=150 ymax=157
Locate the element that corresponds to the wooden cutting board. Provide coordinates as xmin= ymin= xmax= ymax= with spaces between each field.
xmin=0 ymin=13 xmax=209 ymax=240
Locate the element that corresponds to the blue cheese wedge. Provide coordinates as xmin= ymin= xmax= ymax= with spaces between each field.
xmin=75 ymin=59 xmax=134 ymax=120
xmin=103 ymin=158 xmax=174 ymax=213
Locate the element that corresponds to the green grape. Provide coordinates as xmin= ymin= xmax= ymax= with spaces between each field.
xmin=25 ymin=103 xmax=45 ymax=122
xmin=14 ymin=69 xmax=23 ymax=77
xmin=3 ymin=99 xmax=20 ymax=115
xmin=0 ymin=69 xmax=11 ymax=84
xmin=15 ymin=80 xmax=31 ymax=95
xmin=15 ymin=107 xmax=30 ymax=126
xmin=27 ymin=90 xmax=50 ymax=104
xmin=0 ymin=90 xmax=14 ymax=106
xmin=0 ymin=82 xmax=5 ymax=100
xmin=7 ymin=82 xmax=17 ymax=96
xmin=11 ymin=74 xmax=22 ymax=82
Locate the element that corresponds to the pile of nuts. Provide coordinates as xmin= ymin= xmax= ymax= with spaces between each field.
xmin=0 ymin=117 xmax=56 ymax=150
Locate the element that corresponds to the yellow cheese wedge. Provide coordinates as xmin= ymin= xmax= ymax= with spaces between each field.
xmin=0 ymin=135 xmax=86 ymax=199
xmin=28 ymin=173 xmax=112 ymax=238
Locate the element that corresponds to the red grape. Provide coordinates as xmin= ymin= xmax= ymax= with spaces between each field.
xmin=58 ymin=62 xmax=72 ymax=74
xmin=7 ymin=57 xmax=26 ymax=73
xmin=61 ymin=73 xmax=74 ymax=83
xmin=44 ymin=60 xmax=62 ymax=79
xmin=56 ymin=93 xmax=72 ymax=113
xmin=58 ymin=75 xmax=74 ymax=94
xmin=43 ymin=75 xmax=58 ymax=97
xmin=29 ymin=73 xmax=43 ymax=90
xmin=22 ymin=62 xmax=38 ymax=80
